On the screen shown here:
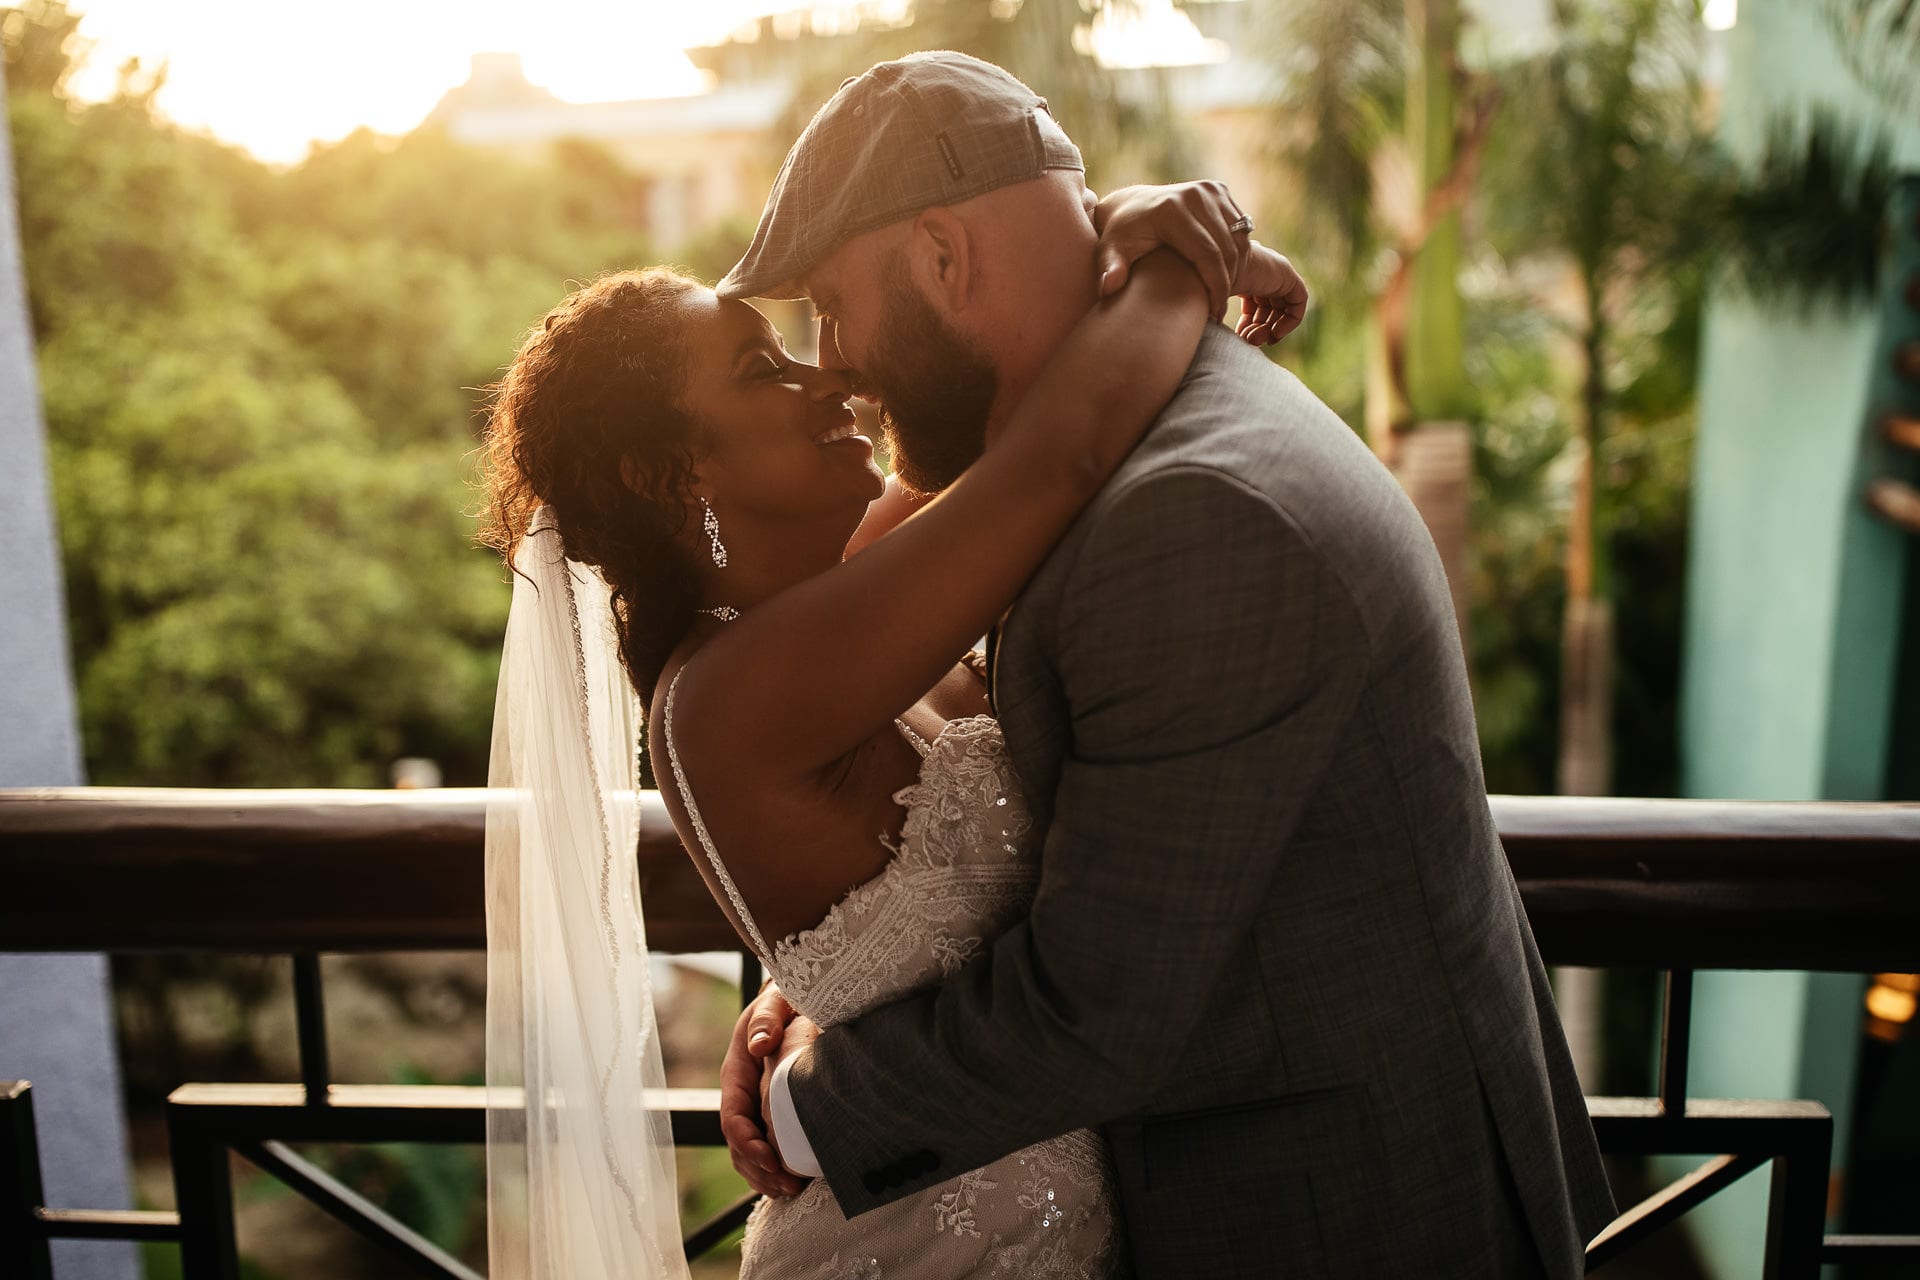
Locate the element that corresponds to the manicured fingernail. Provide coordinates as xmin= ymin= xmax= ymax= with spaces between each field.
xmin=749 ymin=1031 xmax=771 ymax=1049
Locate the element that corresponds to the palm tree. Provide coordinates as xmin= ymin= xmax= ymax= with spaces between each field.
xmin=1260 ymin=0 xmax=1499 ymax=636
xmin=1486 ymin=0 xmax=1903 ymax=798
xmin=1829 ymin=0 xmax=1920 ymax=112
xmin=1480 ymin=0 xmax=1721 ymax=796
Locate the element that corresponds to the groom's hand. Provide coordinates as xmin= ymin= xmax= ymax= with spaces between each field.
xmin=759 ymin=1013 xmax=822 ymax=1169
xmin=722 ymin=985 xmax=806 ymax=1198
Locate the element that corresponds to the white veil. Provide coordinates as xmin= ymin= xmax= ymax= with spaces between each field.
xmin=485 ymin=509 xmax=690 ymax=1280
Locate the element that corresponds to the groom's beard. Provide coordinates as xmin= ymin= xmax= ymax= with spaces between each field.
xmin=864 ymin=262 xmax=997 ymax=497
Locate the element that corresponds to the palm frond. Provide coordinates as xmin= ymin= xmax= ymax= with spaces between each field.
xmin=1257 ymin=0 xmax=1403 ymax=271
xmin=1717 ymin=108 xmax=1895 ymax=310
xmin=1826 ymin=0 xmax=1920 ymax=110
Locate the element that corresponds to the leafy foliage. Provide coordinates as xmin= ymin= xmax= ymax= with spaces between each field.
xmin=1255 ymin=0 xmax=1718 ymax=792
xmin=5 ymin=0 xmax=1789 ymax=803
xmin=1252 ymin=0 xmax=1402 ymax=274
xmin=1718 ymin=109 xmax=1897 ymax=312
xmin=5 ymin=1 xmax=660 ymax=785
xmin=0 ymin=0 xmax=83 ymax=97
xmin=1483 ymin=0 xmax=1719 ymax=280
xmin=1827 ymin=0 xmax=1920 ymax=111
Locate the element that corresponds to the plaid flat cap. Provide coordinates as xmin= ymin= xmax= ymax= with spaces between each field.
xmin=717 ymin=51 xmax=1084 ymax=300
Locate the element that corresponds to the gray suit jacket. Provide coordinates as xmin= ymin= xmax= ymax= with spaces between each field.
xmin=789 ymin=325 xmax=1616 ymax=1277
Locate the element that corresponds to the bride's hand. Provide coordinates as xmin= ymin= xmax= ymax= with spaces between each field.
xmin=1092 ymin=180 xmax=1251 ymax=320
xmin=1233 ymin=241 xmax=1309 ymax=346
xmin=723 ymin=985 xmax=806 ymax=1198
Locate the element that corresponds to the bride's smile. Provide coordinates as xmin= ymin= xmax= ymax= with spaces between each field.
xmin=673 ymin=290 xmax=886 ymax=537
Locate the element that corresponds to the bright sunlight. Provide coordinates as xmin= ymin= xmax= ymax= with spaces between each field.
xmin=64 ymin=0 xmax=737 ymax=163
xmin=62 ymin=0 xmax=1244 ymax=164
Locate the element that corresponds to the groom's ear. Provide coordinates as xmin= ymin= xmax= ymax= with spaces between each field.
xmin=909 ymin=207 xmax=974 ymax=312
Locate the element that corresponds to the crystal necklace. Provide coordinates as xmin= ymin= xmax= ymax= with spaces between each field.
xmin=696 ymin=605 xmax=739 ymax=622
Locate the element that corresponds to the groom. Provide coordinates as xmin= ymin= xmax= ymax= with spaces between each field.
xmin=715 ymin=52 xmax=1614 ymax=1277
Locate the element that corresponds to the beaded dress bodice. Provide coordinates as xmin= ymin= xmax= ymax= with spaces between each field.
xmin=661 ymin=673 xmax=1118 ymax=1280
xmin=769 ymin=712 xmax=1034 ymax=1028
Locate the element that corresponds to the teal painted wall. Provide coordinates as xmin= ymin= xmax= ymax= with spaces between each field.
xmin=1678 ymin=0 xmax=1920 ymax=1275
xmin=1833 ymin=180 xmax=1920 ymax=802
xmin=1683 ymin=304 xmax=1876 ymax=801
xmin=1682 ymin=0 xmax=1920 ymax=807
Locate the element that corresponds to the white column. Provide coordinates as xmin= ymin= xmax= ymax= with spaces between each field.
xmin=0 ymin=57 xmax=139 ymax=1280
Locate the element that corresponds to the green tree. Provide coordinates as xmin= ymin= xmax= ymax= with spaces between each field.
xmin=0 ymin=0 xmax=83 ymax=96
xmin=1483 ymin=0 xmax=1902 ymax=798
xmin=3 ymin=0 xmax=679 ymax=788
xmin=1259 ymin=0 xmax=1498 ymax=437
xmin=1258 ymin=0 xmax=1499 ymax=639
xmin=1481 ymin=0 xmax=1718 ymax=795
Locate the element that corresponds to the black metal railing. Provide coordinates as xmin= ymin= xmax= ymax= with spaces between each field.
xmin=3 ymin=787 xmax=1919 ymax=1277
xmin=0 ymin=787 xmax=766 ymax=1279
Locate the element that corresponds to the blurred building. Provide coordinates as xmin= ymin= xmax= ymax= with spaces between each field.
xmin=422 ymin=52 xmax=784 ymax=249
xmin=419 ymin=3 xmax=1284 ymax=254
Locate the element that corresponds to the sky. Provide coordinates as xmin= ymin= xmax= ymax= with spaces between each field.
xmin=64 ymin=0 xmax=773 ymax=163
xmin=63 ymin=0 xmax=1235 ymax=166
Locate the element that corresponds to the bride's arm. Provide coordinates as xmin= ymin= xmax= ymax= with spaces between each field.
xmin=842 ymin=197 xmax=1303 ymax=564
xmin=671 ymin=251 xmax=1208 ymax=780
xmin=843 ymin=474 xmax=929 ymax=558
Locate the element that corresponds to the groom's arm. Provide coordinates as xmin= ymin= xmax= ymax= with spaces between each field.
xmin=782 ymin=463 xmax=1367 ymax=1216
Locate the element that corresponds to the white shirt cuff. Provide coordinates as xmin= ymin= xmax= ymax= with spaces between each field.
xmin=768 ymin=1051 xmax=823 ymax=1178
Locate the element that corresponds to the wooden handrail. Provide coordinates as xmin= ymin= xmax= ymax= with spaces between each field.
xmin=0 ymin=787 xmax=730 ymax=954
xmin=2 ymin=788 xmax=1918 ymax=970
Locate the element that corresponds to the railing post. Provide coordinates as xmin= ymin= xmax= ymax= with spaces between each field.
xmin=1659 ymin=969 xmax=1693 ymax=1117
xmin=167 ymin=1092 xmax=240 ymax=1280
xmin=1761 ymin=1108 xmax=1833 ymax=1280
xmin=291 ymin=953 xmax=330 ymax=1105
xmin=0 ymin=1082 xmax=53 ymax=1280
xmin=741 ymin=950 xmax=763 ymax=1009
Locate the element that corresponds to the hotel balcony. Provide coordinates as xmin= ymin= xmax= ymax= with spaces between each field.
xmin=1 ymin=787 xmax=1917 ymax=1277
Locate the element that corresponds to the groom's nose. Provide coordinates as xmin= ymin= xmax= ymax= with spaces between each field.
xmin=805 ymin=363 xmax=854 ymax=402
xmin=817 ymin=316 xmax=851 ymax=373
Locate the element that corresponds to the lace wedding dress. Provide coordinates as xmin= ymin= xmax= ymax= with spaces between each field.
xmin=663 ymin=673 xmax=1120 ymax=1280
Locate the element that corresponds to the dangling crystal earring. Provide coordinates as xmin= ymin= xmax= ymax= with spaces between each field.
xmin=702 ymin=497 xmax=728 ymax=569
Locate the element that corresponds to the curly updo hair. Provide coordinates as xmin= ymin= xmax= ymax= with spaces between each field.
xmin=478 ymin=268 xmax=710 ymax=702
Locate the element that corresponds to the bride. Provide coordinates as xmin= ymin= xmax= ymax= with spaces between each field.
xmin=479 ymin=182 xmax=1304 ymax=1278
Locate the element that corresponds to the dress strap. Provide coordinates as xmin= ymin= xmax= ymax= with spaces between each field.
xmin=661 ymin=668 xmax=774 ymax=963
xmin=895 ymin=717 xmax=934 ymax=757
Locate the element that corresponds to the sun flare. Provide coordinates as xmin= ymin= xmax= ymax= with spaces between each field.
xmin=65 ymin=0 xmax=744 ymax=164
